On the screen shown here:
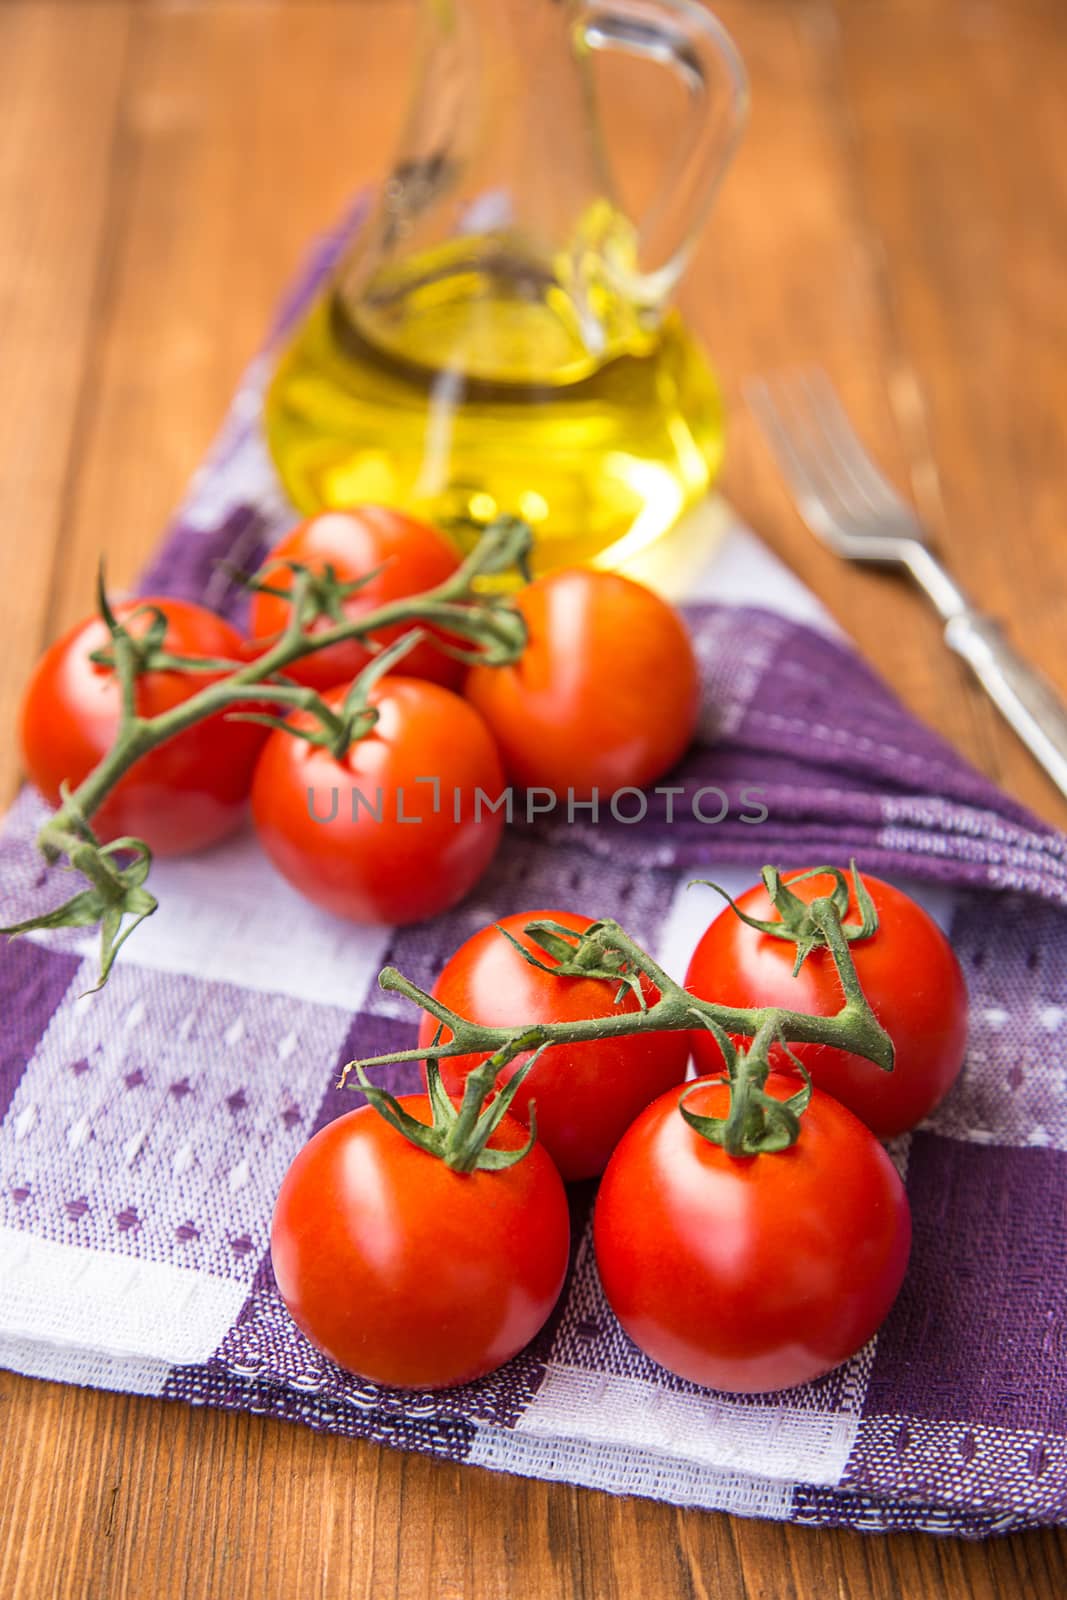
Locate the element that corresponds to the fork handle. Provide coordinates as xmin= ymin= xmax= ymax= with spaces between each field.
xmin=944 ymin=612 xmax=1067 ymax=800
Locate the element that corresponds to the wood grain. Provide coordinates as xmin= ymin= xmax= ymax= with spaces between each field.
xmin=0 ymin=2 xmax=130 ymax=807
xmin=832 ymin=0 xmax=1067 ymax=821
xmin=3 ymin=1373 xmax=1067 ymax=1599
xmin=36 ymin=0 xmax=416 ymax=651
xmin=1 ymin=2 xmax=1067 ymax=1597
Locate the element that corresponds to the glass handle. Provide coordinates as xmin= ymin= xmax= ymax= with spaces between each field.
xmin=578 ymin=0 xmax=748 ymax=306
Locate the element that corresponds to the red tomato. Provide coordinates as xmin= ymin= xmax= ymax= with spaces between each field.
xmin=684 ymin=871 xmax=968 ymax=1139
xmin=270 ymin=1098 xmax=570 ymax=1388
xmin=418 ymin=910 xmax=691 ymax=1181
xmin=251 ymin=678 xmax=505 ymax=924
xmin=594 ymin=1075 xmax=911 ymax=1392
xmin=464 ymin=569 xmax=700 ymax=799
xmin=247 ymin=508 xmax=464 ymax=692
xmin=19 ymin=597 xmax=267 ymax=856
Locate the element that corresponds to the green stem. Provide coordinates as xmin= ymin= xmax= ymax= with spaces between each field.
xmin=9 ymin=518 xmax=531 ymax=988
xmin=35 ymin=518 xmax=531 ymax=857
xmin=340 ymin=890 xmax=895 ymax=1163
xmin=353 ymin=974 xmax=887 ymax=1074
xmin=343 ymin=910 xmax=895 ymax=1090
xmin=718 ymin=1016 xmax=776 ymax=1153
xmin=353 ymin=1031 xmax=548 ymax=1175
xmin=343 ymin=890 xmax=893 ymax=1161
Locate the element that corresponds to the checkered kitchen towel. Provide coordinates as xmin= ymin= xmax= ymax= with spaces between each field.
xmin=3 ymin=211 xmax=1067 ymax=1537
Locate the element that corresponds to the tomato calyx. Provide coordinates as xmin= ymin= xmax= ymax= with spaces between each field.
xmin=496 ymin=918 xmax=651 ymax=1010
xmin=680 ymin=1017 xmax=813 ymax=1156
xmin=88 ymin=571 xmax=246 ymax=681
xmin=694 ymin=861 xmax=878 ymax=976
xmin=355 ymin=1030 xmax=551 ymax=1173
xmin=236 ymin=556 xmax=389 ymax=630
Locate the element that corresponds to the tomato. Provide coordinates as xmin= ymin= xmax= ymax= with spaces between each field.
xmin=19 ymin=597 xmax=267 ymax=856
xmin=594 ymin=1075 xmax=911 ymax=1392
xmin=247 ymin=507 xmax=464 ymax=692
xmin=270 ymin=1098 xmax=570 ymax=1388
xmin=418 ymin=909 xmax=691 ymax=1180
xmin=684 ymin=871 xmax=968 ymax=1139
xmin=251 ymin=677 xmax=505 ymax=924
xmin=464 ymin=569 xmax=700 ymax=799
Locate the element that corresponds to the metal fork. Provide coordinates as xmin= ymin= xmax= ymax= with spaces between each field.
xmin=748 ymin=370 xmax=1067 ymax=802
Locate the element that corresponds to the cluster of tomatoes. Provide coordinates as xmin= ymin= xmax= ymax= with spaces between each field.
xmin=19 ymin=507 xmax=699 ymax=924
xmin=19 ymin=505 xmax=970 ymax=1400
xmin=272 ymin=870 xmax=968 ymax=1396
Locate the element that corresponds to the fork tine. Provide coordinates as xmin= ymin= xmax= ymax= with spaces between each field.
xmin=774 ymin=373 xmax=887 ymax=527
xmin=798 ymin=371 xmax=915 ymax=527
xmin=749 ymin=368 xmax=927 ymax=557
xmin=747 ymin=375 xmax=869 ymax=547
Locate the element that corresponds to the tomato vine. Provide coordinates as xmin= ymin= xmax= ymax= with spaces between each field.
xmin=343 ymin=865 xmax=893 ymax=1157
xmin=4 ymin=516 xmax=534 ymax=985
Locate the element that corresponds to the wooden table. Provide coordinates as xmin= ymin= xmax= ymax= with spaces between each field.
xmin=1 ymin=2 xmax=1066 ymax=1595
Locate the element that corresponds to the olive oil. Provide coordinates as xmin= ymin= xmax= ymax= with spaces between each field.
xmin=263 ymin=237 xmax=725 ymax=573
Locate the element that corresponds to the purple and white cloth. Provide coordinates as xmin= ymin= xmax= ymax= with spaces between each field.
xmin=3 ymin=221 xmax=1067 ymax=1537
